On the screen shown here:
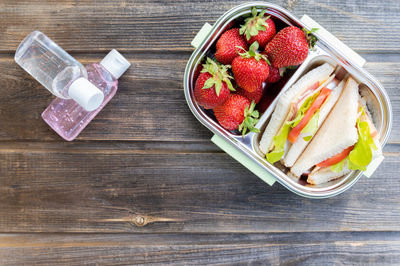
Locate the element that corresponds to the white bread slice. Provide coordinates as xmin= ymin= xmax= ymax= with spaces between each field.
xmin=290 ymin=77 xmax=359 ymax=177
xmin=307 ymin=163 xmax=352 ymax=185
xmin=359 ymin=96 xmax=378 ymax=138
xmin=259 ymin=63 xmax=335 ymax=154
xmin=283 ymin=79 xmax=345 ymax=168
xmin=307 ymin=137 xmax=382 ymax=185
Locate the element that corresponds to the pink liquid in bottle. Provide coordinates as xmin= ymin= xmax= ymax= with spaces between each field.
xmin=42 ymin=49 xmax=131 ymax=141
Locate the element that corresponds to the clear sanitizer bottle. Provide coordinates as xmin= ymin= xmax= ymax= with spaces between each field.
xmin=41 ymin=49 xmax=131 ymax=141
xmin=15 ymin=31 xmax=104 ymax=112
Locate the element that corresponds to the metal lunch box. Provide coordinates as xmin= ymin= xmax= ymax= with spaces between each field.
xmin=183 ymin=2 xmax=392 ymax=198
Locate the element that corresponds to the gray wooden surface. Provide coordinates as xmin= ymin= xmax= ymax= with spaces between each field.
xmin=0 ymin=0 xmax=399 ymax=264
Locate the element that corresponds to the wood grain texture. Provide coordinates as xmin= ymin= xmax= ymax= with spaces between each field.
xmin=0 ymin=0 xmax=399 ymax=52
xmin=0 ymin=141 xmax=399 ymax=233
xmin=1 ymin=0 xmax=399 ymax=263
xmin=1 ymin=54 xmax=399 ymax=142
xmin=1 ymin=232 xmax=400 ymax=265
xmin=0 ymin=54 xmax=211 ymax=141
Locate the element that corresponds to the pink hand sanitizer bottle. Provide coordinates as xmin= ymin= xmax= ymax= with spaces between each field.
xmin=42 ymin=49 xmax=131 ymax=141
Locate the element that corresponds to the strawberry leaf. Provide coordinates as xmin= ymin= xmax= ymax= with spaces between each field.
xmin=201 ymin=57 xmax=234 ymax=95
xmin=250 ymin=27 xmax=258 ymax=37
xmin=303 ymin=27 xmax=319 ymax=49
xmin=239 ymin=26 xmax=246 ymax=35
xmin=239 ymin=41 xmax=269 ymax=63
xmin=236 ymin=45 xmax=248 ymax=54
xmin=240 ymin=7 xmax=270 ymax=41
xmin=279 ymin=67 xmax=286 ymax=77
xmin=246 ymin=31 xmax=252 ymax=41
xmin=253 ymin=110 xmax=259 ymax=118
xmin=225 ymin=79 xmax=235 ymax=92
xmin=256 ymin=24 xmax=266 ymax=31
xmin=248 ymin=41 xmax=259 ymax=57
xmin=239 ymin=101 xmax=260 ymax=136
xmin=202 ymin=77 xmax=215 ymax=90
xmin=244 ymin=105 xmax=249 ymax=115
xmin=215 ymin=79 xmax=222 ymax=96
xmin=251 ymin=7 xmax=258 ymax=17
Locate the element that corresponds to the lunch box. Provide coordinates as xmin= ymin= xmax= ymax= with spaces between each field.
xmin=183 ymin=2 xmax=392 ymax=198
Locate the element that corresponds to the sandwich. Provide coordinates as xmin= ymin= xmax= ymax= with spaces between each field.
xmin=259 ymin=62 xmax=341 ymax=166
xmin=290 ymin=77 xmax=381 ymax=185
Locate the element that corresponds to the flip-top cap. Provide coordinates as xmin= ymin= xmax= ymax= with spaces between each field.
xmin=68 ymin=77 xmax=104 ymax=111
xmin=100 ymin=49 xmax=131 ymax=79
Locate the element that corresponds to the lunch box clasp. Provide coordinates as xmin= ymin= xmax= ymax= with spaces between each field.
xmin=191 ymin=23 xmax=213 ymax=49
xmin=211 ymin=134 xmax=276 ymax=186
xmin=364 ymin=155 xmax=385 ymax=178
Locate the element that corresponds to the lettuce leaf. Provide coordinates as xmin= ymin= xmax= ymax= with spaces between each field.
xmin=301 ymin=111 xmax=319 ymax=141
xmin=348 ymin=120 xmax=377 ymax=171
xmin=291 ymin=91 xmax=320 ymax=128
xmin=266 ymin=91 xmax=321 ymax=164
xmin=266 ymin=123 xmax=291 ymax=164
xmin=330 ymin=159 xmax=344 ymax=173
xmin=329 ymin=108 xmax=377 ymax=172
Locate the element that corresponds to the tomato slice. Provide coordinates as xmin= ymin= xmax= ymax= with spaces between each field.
xmin=316 ymin=145 xmax=354 ymax=168
xmin=290 ymin=82 xmax=320 ymax=120
xmin=288 ymin=87 xmax=332 ymax=143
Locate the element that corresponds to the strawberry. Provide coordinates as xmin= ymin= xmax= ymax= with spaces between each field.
xmin=236 ymin=84 xmax=264 ymax=104
xmin=194 ymin=58 xmax=234 ymax=109
xmin=193 ymin=63 xmax=203 ymax=81
xmin=265 ymin=65 xmax=281 ymax=83
xmin=240 ymin=7 xmax=276 ymax=49
xmin=232 ymin=41 xmax=270 ymax=93
xmin=214 ymin=94 xmax=260 ymax=135
xmin=260 ymin=51 xmax=281 ymax=83
xmin=265 ymin=26 xmax=315 ymax=68
xmin=215 ymin=28 xmax=248 ymax=65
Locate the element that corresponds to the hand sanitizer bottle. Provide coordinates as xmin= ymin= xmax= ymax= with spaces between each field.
xmin=15 ymin=31 xmax=104 ymax=111
xmin=41 ymin=49 xmax=131 ymax=141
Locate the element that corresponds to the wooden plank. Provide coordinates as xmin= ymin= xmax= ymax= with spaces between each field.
xmin=1 ymin=55 xmax=399 ymax=142
xmin=364 ymin=62 xmax=400 ymax=143
xmin=0 ymin=0 xmax=399 ymax=52
xmin=0 ymin=54 xmax=211 ymax=141
xmin=0 ymin=141 xmax=399 ymax=233
xmin=0 ymin=232 xmax=399 ymax=265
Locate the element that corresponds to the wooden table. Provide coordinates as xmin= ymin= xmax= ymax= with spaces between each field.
xmin=0 ymin=0 xmax=399 ymax=264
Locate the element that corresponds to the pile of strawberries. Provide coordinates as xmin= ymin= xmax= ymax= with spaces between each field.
xmin=194 ymin=8 xmax=315 ymax=135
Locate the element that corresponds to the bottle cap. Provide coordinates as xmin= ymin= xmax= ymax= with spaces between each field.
xmin=100 ymin=49 xmax=131 ymax=79
xmin=68 ymin=78 xmax=104 ymax=111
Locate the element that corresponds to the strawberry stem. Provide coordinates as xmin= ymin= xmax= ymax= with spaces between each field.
xmin=240 ymin=7 xmax=270 ymax=41
xmin=201 ymin=58 xmax=235 ymax=95
xmin=303 ymin=27 xmax=319 ymax=49
xmin=237 ymin=42 xmax=270 ymax=64
xmin=239 ymin=101 xmax=260 ymax=136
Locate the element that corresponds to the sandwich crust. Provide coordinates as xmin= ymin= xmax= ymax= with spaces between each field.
xmin=307 ymin=163 xmax=352 ymax=185
xmin=259 ymin=63 xmax=335 ymax=155
xmin=283 ymin=79 xmax=345 ymax=168
xmin=307 ymin=137 xmax=382 ymax=185
xmin=290 ymin=77 xmax=359 ymax=177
